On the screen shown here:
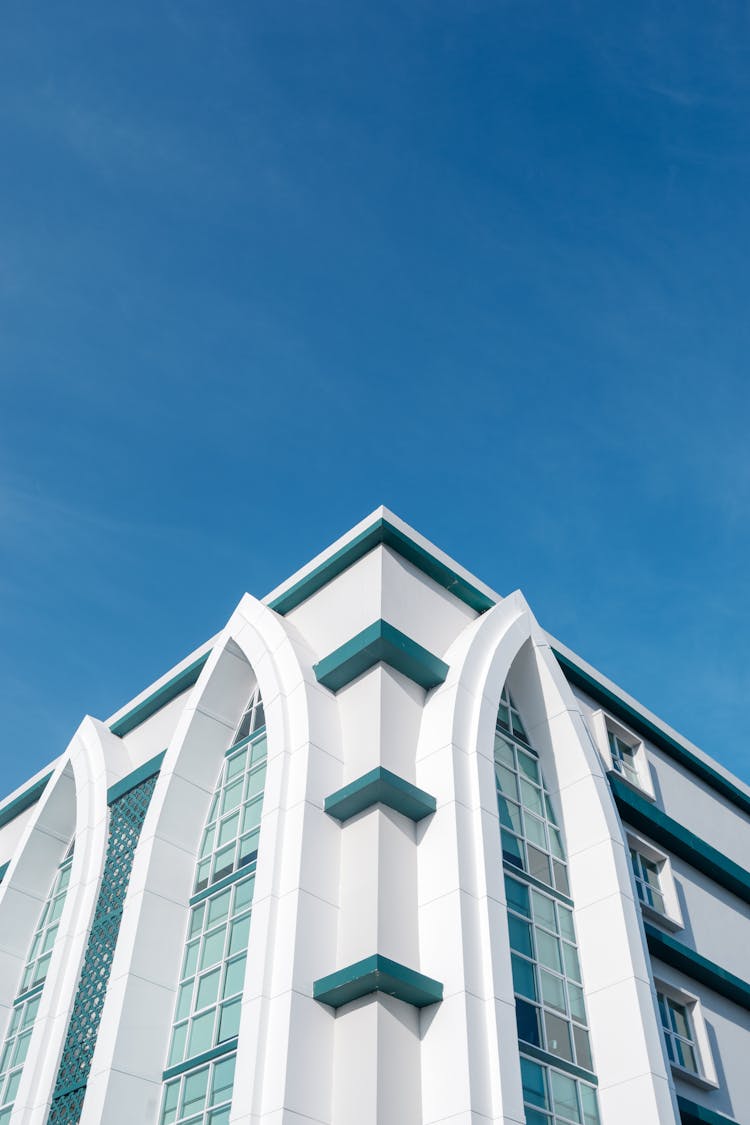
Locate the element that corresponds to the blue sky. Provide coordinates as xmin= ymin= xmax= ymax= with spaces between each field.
xmin=1 ymin=2 xmax=749 ymax=794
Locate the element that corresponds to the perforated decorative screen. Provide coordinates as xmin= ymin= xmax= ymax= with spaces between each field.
xmin=46 ymin=773 xmax=158 ymax=1124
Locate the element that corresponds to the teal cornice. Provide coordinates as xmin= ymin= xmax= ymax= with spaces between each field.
xmin=0 ymin=772 xmax=53 ymax=833
xmin=677 ymin=1095 xmax=739 ymax=1125
xmin=644 ymin=923 xmax=750 ymax=1011
xmin=106 ymin=751 xmax=166 ymax=806
xmin=555 ymin=649 xmax=750 ymax=819
xmin=314 ymin=620 xmax=449 ymax=693
xmin=162 ymin=1036 xmax=239 ymax=1082
xmin=268 ymin=516 xmax=495 ymax=617
xmin=609 ymin=773 xmax=750 ymax=906
xmin=313 ymin=955 xmax=443 ymax=1009
xmin=0 ymin=860 xmax=8 ymax=885
xmin=109 ymin=653 xmax=210 ymax=738
xmin=325 ymin=768 xmax=436 ymax=824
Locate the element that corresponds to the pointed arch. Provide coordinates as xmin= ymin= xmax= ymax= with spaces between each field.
xmin=83 ymin=593 xmax=342 ymax=1125
xmin=415 ymin=592 xmax=679 ymax=1125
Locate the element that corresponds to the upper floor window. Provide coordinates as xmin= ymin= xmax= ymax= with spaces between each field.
xmin=655 ymin=982 xmax=718 ymax=1089
xmin=589 ymin=710 xmax=655 ymax=799
xmin=630 ymin=848 xmax=665 ymax=914
xmin=626 ymin=833 xmax=683 ymax=931
xmin=608 ymin=731 xmax=640 ymax=787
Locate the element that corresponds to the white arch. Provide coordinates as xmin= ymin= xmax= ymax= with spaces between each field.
xmin=82 ymin=593 xmax=343 ymax=1125
xmin=1 ymin=716 xmax=120 ymax=1125
xmin=415 ymin=591 xmax=678 ymax=1125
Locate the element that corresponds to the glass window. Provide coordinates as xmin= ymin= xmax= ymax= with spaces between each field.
xmin=160 ymin=689 xmax=268 ymax=1125
xmin=630 ymin=849 xmax=666 ymax=915
xmin=657 ymin=991 xmax=701 ymax=1075
xmin=608 ymin=731 xmax=641 ymax=787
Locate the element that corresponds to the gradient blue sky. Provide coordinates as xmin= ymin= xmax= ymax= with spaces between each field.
xmin=2 ymin=2 xmax=749 ymax=795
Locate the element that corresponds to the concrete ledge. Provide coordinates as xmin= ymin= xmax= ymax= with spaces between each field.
xmin=324 ymin=767 xmax=436 ymax=824
xmin=677 ymin=1094 xmax=739 ymax=1125
xmin=645 ymin=923 xmax=750 ymax=1011
xmin=313 ymin=620 xmax=449 ymax=693
xmin=313 ymin=955 xmax=443 ymax=1009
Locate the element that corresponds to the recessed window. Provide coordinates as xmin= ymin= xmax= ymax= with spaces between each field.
xmin=608 ymin=730 xmax=640 ymax=787
xmin=626 ymin=833 xmax=683 ymax=931
xmin=630 ymin=848 xmax=665 ymax=914
xmin=654 ymin=981 xmax=718 ymax=1089
xmin=590 ymin=710 xmax=655 ymax=799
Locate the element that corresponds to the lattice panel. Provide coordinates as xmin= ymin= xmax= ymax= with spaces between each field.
xmin=46 ymin=774 xmax=158 ymax=1124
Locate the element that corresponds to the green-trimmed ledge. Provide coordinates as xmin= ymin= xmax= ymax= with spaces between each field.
xmin=325 ymin=768 xmax=436 ymax=824
xmin=109 ymin=652 xmax=210 ymax=738
xmin=555 ymin=648 xmax=750 ymax=819
xmin=106 ymin=751 xmax=166 ymax=807
xmin=678 ymin=1094 xmax=739 ymax=1125
xmin=268 ymin=514 xmax=495 ymax=617
xmin=609 ymin=773 xmax=750 ymax=907
xmin=314 ymin=620 xmax=449 ymax=694
xmin=0 ymin=860 xmax=8 ymax=885
xmin=644 ymin=923 xmax=750 ymax=1012
xmin=314 ymin=955 xmax=443 ymax=1010
xmin=0 ymin=771 xmax=53 ymax=833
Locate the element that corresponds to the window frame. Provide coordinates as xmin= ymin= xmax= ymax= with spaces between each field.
xmin=590 ymin=710 xmax=656 ymax=800
xmin=626 ymin=832 xmax=683 ymax=932
xmin=653 ymin=978 xmax=718 ymax=1091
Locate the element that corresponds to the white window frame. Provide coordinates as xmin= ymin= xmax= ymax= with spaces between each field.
xmin=626 ymin=832 xmax=683 ymax=931
xmin=653 ymin=977 xmax=718 ymax=1091
xmin=590 ymin=710 xmax=656 ymax=800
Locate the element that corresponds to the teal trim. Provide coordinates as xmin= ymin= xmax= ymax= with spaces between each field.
xmin=677 ymin=1095 xmax=739 ymax=1125
xmin=13 ymin=981 xmax=45 ymax=1007
xmin=224 ymin=727 xmax=267 ymax=759
xmin=644 ymin=923 xmax=750 ymax=1011
xmin=0 ymin=772 xmax=53 ymax=832
xmin=503 ymin=862 xmax=574 ymax=908
xmin=554 ymin=649 xmax=750 ymax=818
xmin=268 ymin=515 xmax=495 ymax=617
xmin=314 ymin=620 xmax=449 ymax=693
xmin=162 ymin=1037 xmax=239 ymax=1082
xmin=106 ymin=751 xmax=166 ymax=806
xmin=189 ymin=863 xmax=256 ymax=907
xmin=109 ymin=653 xmax=210 ymax=738
xmin=324 ymin=768 xmax=436 ymax=823
xmin=0 ymin=860 xmax=8 ymax=884
xmin=313 ymin=954 xmax=443 ymax=1009
xmin=609 ymin=773 xmax=750 ymax=906
xmin=519 ymin=1043 xmax=598 ymax=1086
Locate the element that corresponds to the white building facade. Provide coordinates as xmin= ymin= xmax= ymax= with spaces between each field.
xmin=0 ymin=507 xmax=747 ymax=1125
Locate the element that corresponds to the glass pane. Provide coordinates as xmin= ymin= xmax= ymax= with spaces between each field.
xmin=508 ymin=916 xmax=533 ymax=958
xmin=502 ymin=831 xmax=524 ymax=869
xmin=238 ymin=832 xmax=259 ymax=867
xmin=161 ymin=1080 xmax=179 ymax=1125
xmin=494 ymin=735 xmax=515 ymax=768
xmin=520 ymin=779 xmax=543 ymax=815
xmin=168 ymin=1022 xmax=187 ymax=1067
xmin=200 ymin=928 xmax=227 ymax=970
xmin=531 ymin=890 xmax=556 ymax=931
xmin=511 ymin=955 xmax=537 ymax=1001
xmin=218 ymin=813 xmax=240 ymax=849
xmin=536 ymin=930 xmax=562 ymax=973
xmin=250 ymin=736 xmax=267 ymax=764
xmin=544 ymin=1010 xmax=573 ymax=1061
xmin=187 ymin=1010 xmax=215 ymax=1058
xmin=553 ymin=861 xmax=570 ymax=896
xmin=517 ymin=751 xmax=540 ymax=784
xmin=562 ymin=942 xmax=581 ymax=982
xmin=524 ymin=813 xmax=547 ymax=849
xmin=505 ymin=876 xmax=530 ymax=917
xmin=221 ymin=780 xmax=243 ymax=816
xmin=497 ymin=703 xmax=510 ymax=730
xmin=574 ymin=1024 xmax=593 ymax=1071
xmin=183 ymin=941 xmax=200 ymax=978
xmin=247 ymin=765 xmax=266 ymax=798
xmin=568 ymin=982 xmax=586 ymax=1022
xmin=540 ymin=969 xmax=566 ymax=1012
xmin=207 ymin=891 xmax=231 ymax=928
xmin=218 ymin=998 xmax=241 ymax=1042
xmin=229 ymin=914 xmax=251 ymax=956
xmin=234 ymin=878 xmax=254 ymax=913
xmin=208 ymin=1108 xmax=231 ymax=1125
xmin=210 ymin=1055 xmax=236 ymax=1105
xmin=527 ymin=846 xmax=551 ymax=885
xmin=520 ymin=1057 xmax=548 ymax=1108
xmin=223 ymin=955 xmax=247 ymax=999
xmin=557 ymin=906 xmax=575 ymax=942
xmin=182 ymin=1067 xmax=209 ymax=1116
xmin=226 ymin=749 xmax=247 ymax=779
xmin=212 ymin=845 xmax=235 ymax=883
xmin=190 ymin=905 xmax=205 ymax=938
xmin=200 ymin=827 xmax=216 ymax=860
xmin=551 ymin=1070 xmax=580 ymax=1122
xmin=176 ymin=980 xmax=194 ymax=1021
xmin=580 ymin=1083 xmax=600 ymax=1125
xmin=495 ymin=765 xmax=518 ymax=799
xmin=515 ymin=999 xmax=541 ymax=1046
xmin=196 ymin=968 xmax=221 ymax=1011
xmin=498 ymin=797 xmax=522 ymax=835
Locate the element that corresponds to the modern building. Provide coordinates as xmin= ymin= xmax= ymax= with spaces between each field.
xmin=0 ymin=507 xmax=747 ymax=1125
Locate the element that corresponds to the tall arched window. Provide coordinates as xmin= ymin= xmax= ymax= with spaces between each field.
xmin=160 ymin=689 xmax=267 ymax=1125
xmin=495 ymin=684 xmax=600 ymax=1125
xmin=0 ymin=841 xmax=74 ymax=1125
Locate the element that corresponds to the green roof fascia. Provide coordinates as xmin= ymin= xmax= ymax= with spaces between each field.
xmin=314 ymin=620 xmax=449 ymax=693
xmin=324 ymin=767 xmax=436 ymax=824
xmin=268 ymin=516 xmax=495 ymax=617
xmin=677 ymin=1095 xmax=739 ymax=1125
xmin=609 ymin=773 xmax=750 ymax=906
xmin=0 ymin=861 xmax=8 ymax=884
xmin=106 ymin=751 xmax=166 ymax=806
xmin=109 ymin=652 xmax=210 ymax=738
xmin=644 ymin=923 xmax=750 ymax=1011
xmin=554 ymin=649 xmax=750 ymax=818
xmin=0 ymin=772 xmax=54 ymax=833
xmin=314 ymin=954 xmax=443 ymax=1010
